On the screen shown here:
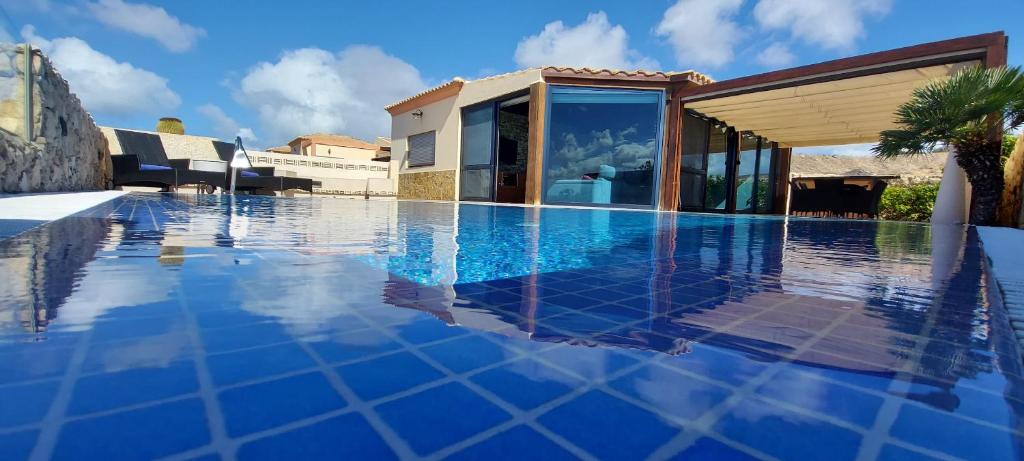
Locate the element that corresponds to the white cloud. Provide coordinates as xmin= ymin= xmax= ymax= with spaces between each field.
xmin=85 ymin=0 xmax=206 ymax=52
xmin=757 ymin=42 xmax=796 ymax=68
xmin=233 ymin=45 xmax=427 ymax=144
xmin=656 ymin=0 xmax=745 ymax=68
xmin=754 ymin=0 xmax=890 ymax=50
xmin=514 ymin=12 xmax=657 ymax=69
xmin=197 ymin=104 xmax=258 ymax=144
xmin=21 ymin=25 xmax=181 ymax=118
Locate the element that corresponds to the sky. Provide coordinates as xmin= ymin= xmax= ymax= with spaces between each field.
xmin=2 ymin=0 xmax=1023 ymax=153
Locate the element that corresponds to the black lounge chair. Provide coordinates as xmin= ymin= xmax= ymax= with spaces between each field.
xmin=111 ymin=128 xmax=225 ymax=190
xmin=212 ymin=141 xmax=314 ymax=194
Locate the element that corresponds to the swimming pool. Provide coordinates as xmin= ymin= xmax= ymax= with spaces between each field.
xmin=0 ymin=193 xmax=1021 ymax=460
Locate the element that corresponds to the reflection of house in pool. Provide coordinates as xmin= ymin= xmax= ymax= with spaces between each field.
xmin=377 ymin=213 xmax=1019 ymax=417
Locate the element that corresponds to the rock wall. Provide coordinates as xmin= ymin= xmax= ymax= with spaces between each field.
xmin=398 ymin=170 xmax=456 ymax=201
xmin=0 ymin=44 xmax=112 ymax=192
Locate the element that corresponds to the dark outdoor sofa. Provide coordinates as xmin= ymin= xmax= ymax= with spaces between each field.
xmin=111 ymin=129 xmax=225 ymax=190
xmin=212 ymin=141 xmax=314 ymax=194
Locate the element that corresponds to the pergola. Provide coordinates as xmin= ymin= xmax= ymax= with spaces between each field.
xmin=659 ymin=32 xmax=1009 ymax=212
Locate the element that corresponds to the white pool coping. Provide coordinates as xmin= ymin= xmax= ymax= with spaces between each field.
xmin=0 ymin=190 xmax=126 ymax=221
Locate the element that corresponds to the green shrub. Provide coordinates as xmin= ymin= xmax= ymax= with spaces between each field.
xmin=1004 ymin=134 xmax=1019 ymax=168
xmin=878 ymin=182 xmax=940 ymax=222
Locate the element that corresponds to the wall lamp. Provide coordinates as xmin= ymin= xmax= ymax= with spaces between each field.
xmin=412 ymin=109 xmax=423 ymax=119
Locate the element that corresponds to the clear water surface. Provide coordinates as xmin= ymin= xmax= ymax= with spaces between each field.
xmin=0 ymin=194 xmax=1021 ymax=460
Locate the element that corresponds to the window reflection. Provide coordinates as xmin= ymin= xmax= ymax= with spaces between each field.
xmin=543 ymin=87 xmax=663 ymax=207
xmin=735 ymin=133 xmax=759 ymax=212
xmin=704 ymin=126 xmax=729 ymax=210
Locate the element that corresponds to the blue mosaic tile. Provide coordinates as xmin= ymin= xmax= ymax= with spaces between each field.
xmin=219 ymin=371 xmax=346 ymax=436
xmin=668 ymin=437 xmax=762 ymax=460
xmin=608 ymin=363 xmax=731 ymax=421
xmin=90 ymin=315 xmax=187 ymax=343
xmin=68 ymin=360 xmax=198 ymax=415
xmin=304 ymin=329 xmax=403 ymax=364
xmin=876 ymin=444 xmax=943 ymax=461
xmin=444 ymin=425 xmax=579 ymax=460
xmin=714 ymin=397 xmax=862 ymax=461
xmin=392 ymin=317 xmax=470 ymax=344
xmin=0 ymin=347 xmax=73 ymax=384
xmin=660 ymin=344 xmax=774 ymax=387
xmin=235 ymin=412 xmax=396 ymax=460
xmin=0 ymin=429 xmax=38 ymax=460
xmin=889 ymin=402 xmax=1024 ymax=460
xmin=534 ymin=344 xmax=640 ymax=380
xmin=2 ymin=194 xmax=1023 ymax=460
xmin=207 ymin=342 xmax=315 ymax=387
xmin=79 ymin=333 xmax=194 ymax=374
xmin=0 ymin=380 xmax=58 ymax=428
xmin=335 ymin=351 xmax=445 ymax=401
xmin=375 ymin=382 xmax=511 ymax=456
xmin=754 ymin=368 xmax=884 ymax=428
xmin=538 ymin=390 xmax=680 ymax=460
xmin=200 ymin=321 xmax=293 ymax=354
xmin=469 ymin=357 xmax=584 ymax=410
xmin=52 ymin=398 xmax=209 ymax=460
xmin=420 ymin=335 xmax=511 ymax=374
xmin=194 ymin=308 xmax=276 ymax=330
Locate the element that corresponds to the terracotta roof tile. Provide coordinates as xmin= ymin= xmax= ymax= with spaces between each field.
xmin=288 ymin=134 xmax=379 ymax=150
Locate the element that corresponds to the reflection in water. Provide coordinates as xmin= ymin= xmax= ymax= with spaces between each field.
xmin=0 ymin=194 xmax=1021 ymax=460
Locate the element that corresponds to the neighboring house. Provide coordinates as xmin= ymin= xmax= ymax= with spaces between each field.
xmin=386 ymin=31 xmax=1007 ymax=220
xmin=101 ymin=127 xmax=396 ymax=197
xmin=286 ymin=133 xmax=388 ymax=161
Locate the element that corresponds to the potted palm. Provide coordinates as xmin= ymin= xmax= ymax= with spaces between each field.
xmin=873 ymin=66 xmax=1024 ymax=225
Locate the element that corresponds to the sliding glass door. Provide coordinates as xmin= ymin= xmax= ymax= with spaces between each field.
xmin=704 ymin=126 xmax=732 ymax=211
xmin=542 ymin=86 xmax=664 ymax=208
xmin=460 ymin=104 xmax=496 ymax=201
xmin=734 ymin=133 xmax=759 ymax=213
xmin=679 ymin=110 xmax=776 ymax=213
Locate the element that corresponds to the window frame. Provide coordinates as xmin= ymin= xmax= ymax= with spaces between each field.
xmin=406 ymin=130 xmax=437 ymax=168
xmin=541 ymin=85 xmax=666 ymax=209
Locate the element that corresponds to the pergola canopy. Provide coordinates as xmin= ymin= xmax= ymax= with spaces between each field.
xmin=678 ymin=32 xmax=1006 ymax=148
xmin=687 ymin=63 xmax=974 ymax=147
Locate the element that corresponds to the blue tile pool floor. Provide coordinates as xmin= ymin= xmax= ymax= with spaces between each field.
xmin=0 ymin=193 xmax=1022 ymax=460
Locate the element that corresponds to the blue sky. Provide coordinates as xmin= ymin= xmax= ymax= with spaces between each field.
xmin=2 ymin=0 xmax=1022 ymax=151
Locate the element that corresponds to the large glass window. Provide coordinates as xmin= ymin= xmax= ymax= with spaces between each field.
xmin=756 ymin=140 xmax=775 ymax=212
xmin=704 ymin=126 xmax=730 ymax=210
xmin=680 ymin=113 xmax=709 ymax=209
xmin=543 ymin=87 xmax=664 ymax=207
xmin=734 ymin=133 xmax=759 ymax=213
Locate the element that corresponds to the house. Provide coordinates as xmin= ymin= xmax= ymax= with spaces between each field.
xmin=386 ymin=31 xmax=1008 ymax=218
xmin=286 ymin=133 xmax=388 ymax=161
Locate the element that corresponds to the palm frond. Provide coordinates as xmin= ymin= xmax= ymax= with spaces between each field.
xmin=874 ymin=65 xmax=1024 ymax=159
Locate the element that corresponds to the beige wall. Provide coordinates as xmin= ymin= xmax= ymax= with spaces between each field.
xmin=311 ymin=143 xmax=377 ymax=160
xmin=390 ymin=69 xmax=542 ymax=200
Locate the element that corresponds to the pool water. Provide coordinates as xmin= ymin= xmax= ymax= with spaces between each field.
xmin=0 ymin=193 xmax=1021 ymax=460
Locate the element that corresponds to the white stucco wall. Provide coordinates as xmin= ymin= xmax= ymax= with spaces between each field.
xmin=390 ymin=69 xmax=542 ymax=197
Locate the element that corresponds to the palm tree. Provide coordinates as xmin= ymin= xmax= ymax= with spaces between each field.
xmin=873 ymin=65 xmax=1024 ymax=225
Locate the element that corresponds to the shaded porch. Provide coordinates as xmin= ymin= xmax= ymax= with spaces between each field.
xmin=659 ymin=31 xmax=1009 ymax=218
